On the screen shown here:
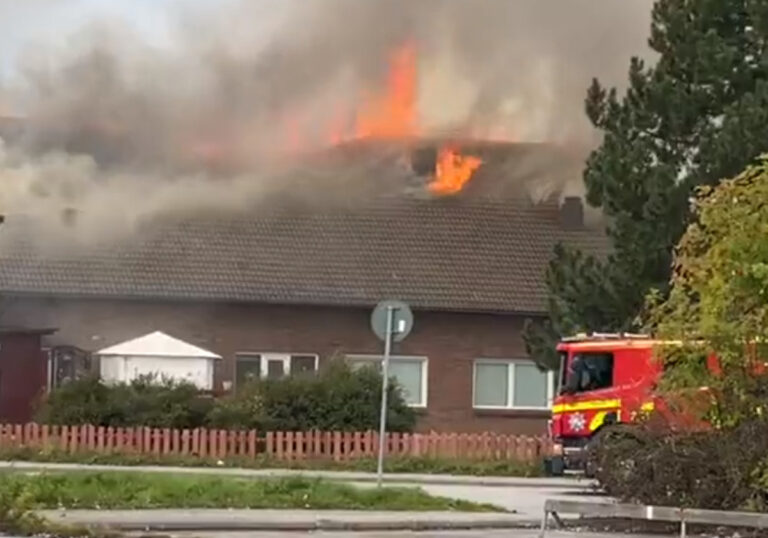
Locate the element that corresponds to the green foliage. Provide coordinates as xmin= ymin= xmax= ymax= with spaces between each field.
xmin=0 ymin=471 xmax=501 ymax=512
xmin=0 ymin=479 xmax=42 ymax=536
xmin=646 ymin=158 xmax=768 ymax=425
xmin=37 ymin=362 xmax=416 ymax=433
xmin=37 ymin=375 xmax=214 ymax=429
xmin=209 ymin=360 xmax=416 ymax=432
xmin=525 ymin=0 xmax=768 ymax=367
xmin=590 ymin=161 xmax=768 ymax=512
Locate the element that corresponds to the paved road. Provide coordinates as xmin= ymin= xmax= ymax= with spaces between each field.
xmin=350 ymin=480 xmax=600 ymax=516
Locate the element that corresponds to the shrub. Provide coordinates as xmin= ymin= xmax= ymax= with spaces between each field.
xmin=0 ymin=480 xmax=41 ymax=535
xmin=208 ymin=359 xmax=416 ymax=432
xmin=589 ymin=421 xmax=768 ymax=511
xmin=37 ymin=375 xmax=213 ymax=429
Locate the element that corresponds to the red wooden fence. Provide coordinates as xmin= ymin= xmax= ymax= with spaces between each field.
xmin=0 ymin=423 xmax=551 ymax=463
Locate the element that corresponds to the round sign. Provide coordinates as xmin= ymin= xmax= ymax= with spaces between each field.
xmin=371 ymin=300 xmax=414 ymax=343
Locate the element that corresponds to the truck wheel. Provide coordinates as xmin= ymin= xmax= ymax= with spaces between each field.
xmin=544 ymin=456 xmax=565 ymax=477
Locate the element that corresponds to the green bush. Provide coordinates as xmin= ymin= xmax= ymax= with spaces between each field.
xmin=208 ymin=360 xmax=416 ymax=432
xmin=0 ymin=479 xmax=41 ymax=536
xmin=37 ymin=375 xmax=213 ymax=429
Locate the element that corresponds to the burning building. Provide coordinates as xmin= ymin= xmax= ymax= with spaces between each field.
xmin=0 ymin=3 xmax=631 ymax=430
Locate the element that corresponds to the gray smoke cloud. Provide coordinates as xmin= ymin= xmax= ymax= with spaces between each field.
xmin=0 ymin=0 xmax=654 ymax=243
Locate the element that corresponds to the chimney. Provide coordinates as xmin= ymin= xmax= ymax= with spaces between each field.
xmin=559 ymin=196 xmax=584 ymax=229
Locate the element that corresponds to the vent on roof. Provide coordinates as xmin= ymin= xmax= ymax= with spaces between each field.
xmin=410 ymin=146 xmax=437 ymax=176
xmin=559 ymin=196 xmax=584 ymax=229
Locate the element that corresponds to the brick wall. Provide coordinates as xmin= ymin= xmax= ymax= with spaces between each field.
xmin=1 ymin=296 xmax=550 ymax=434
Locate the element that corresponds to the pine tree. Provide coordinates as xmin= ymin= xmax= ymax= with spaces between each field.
xmin=525 ymin=0 xmax=768 ymax=370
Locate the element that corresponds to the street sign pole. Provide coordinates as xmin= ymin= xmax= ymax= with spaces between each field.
xmin=371 ymin=299 xmax=413 ymax=489
xmin=376 ymin=305 xmax=395 ymax=488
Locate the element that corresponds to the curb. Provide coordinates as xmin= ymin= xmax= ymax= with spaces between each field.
xmin=0 ymin=461 xmax=589 ymax=489
xmin=40 ymin=512 xmax=541 ymax=532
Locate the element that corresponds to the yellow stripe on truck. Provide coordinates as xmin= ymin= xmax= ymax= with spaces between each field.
xmin=551 ymin=399 xmax=621 ymax=414
xmin=589 ymin=411 xmax=607 ymax=432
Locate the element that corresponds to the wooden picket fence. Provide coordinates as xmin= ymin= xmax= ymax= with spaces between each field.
xmin=0 ymin=423 xmax=551 ymax=463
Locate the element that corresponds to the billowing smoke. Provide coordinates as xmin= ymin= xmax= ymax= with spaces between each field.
xmin=0 ymin=0 xmax=654 ymax=243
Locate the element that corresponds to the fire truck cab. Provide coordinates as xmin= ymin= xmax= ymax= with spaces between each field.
xmin=546 ymin=333 xmax=663 ymax=475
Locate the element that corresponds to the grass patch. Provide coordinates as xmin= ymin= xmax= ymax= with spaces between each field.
xmin=0 ymin=480 xmax=113 ymax=537
xmin=0 ymin=471 xmax=503 ymax=512
xmin=0 ymin=446 xmax=542 ymax=477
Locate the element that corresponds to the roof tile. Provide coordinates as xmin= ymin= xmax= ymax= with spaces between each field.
xmin=0 ymin=197 xmax=607 ymax=313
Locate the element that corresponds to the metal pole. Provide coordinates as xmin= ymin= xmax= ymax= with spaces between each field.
xmin=376 ymin=305 xmax=395 ymax=488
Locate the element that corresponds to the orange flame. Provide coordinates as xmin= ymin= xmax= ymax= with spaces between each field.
xmin=312 ymin=41 xmax=483 ymax=195
xmin=355 ymin=43 xmax=417 ymax=139
xmin=428 ymin=147 xmax=483 ymax=195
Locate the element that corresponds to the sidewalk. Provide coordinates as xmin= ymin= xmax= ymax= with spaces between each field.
xmin=38 ymin=508 xmax=541 ymax=532
xmin=0 ymin=460 xmax=589 ymax=488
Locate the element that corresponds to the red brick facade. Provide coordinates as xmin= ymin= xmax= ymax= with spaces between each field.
xmin=2 ymin=296 xmax=550 ymax=434
xmin=0 ymin=331 xmax=50 ymax=423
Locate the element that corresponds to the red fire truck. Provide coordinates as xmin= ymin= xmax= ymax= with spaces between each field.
xmin=546 ymin=332 xmax=768 ymax=475
xmin=546 ymin=332 xmax=673 ymax=475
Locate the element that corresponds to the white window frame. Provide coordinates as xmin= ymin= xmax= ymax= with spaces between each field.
xmin=234 ymin=352 xmax=319 ymax=386
xmin=345 ymin=354 xmax=428 ymax=408
xmin=472 ymin=358 xmax=554 ymax=411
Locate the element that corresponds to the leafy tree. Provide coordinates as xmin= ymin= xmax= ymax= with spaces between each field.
xmin=525 ymin=0 xmax=768 ymax=369
xmin=646 ymin=158 xmax=768 ymax=427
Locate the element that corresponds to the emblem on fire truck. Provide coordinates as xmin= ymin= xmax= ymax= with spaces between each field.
xmin=568 ymin=412 xmax=587 ymax=432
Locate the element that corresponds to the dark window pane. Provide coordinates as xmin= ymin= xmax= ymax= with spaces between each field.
xmin=290 ymin=355 xmax=316 ymax=375
xmin=267 ymin=359 xmax=285 ymax=379
xmin=235 ymin=355 xmax=261 ymax=388
xmin=564 ymin=353 xmax=614 ymax=393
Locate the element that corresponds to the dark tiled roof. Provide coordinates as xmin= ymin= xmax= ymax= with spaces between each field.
xmin=0 ymin=197 xmax=607 ymax=313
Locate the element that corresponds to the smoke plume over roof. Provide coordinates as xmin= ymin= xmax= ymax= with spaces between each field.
xmin=0 ymin=0 xmax=654 ymax=244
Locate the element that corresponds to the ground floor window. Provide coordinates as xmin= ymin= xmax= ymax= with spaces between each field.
xmin=346 ymin=354 xmax=428 ymax=408
xmin=473 ymin=359 xmax=553 ymax=410
xmin=234 ymin=353 xmax=318 ymax=388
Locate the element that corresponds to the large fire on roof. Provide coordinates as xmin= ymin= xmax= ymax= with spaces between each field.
xmin=188 ymin=42 xmax=488 ymax=197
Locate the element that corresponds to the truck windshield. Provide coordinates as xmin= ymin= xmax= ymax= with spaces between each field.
xmin=561 ymin=352 xmax=614 ymax=394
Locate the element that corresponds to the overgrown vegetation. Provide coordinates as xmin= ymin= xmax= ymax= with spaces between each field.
xmin=37 ymin=375 xmax=213 ymax=429
xmin=0 ymin=482 xmax=105 ymax=537
xmin=37 ymin=361 xmax=417 ymax=433
xmin=208 ymin=360 xmax=415 ymax=432
xmin=646 ymin=159 xmax=768 ymax=427
xmin=0 ymin=471 xmax=502 ymax=512
xmin=0 ymin=480 xmax=44 ymax=536
xmin=590 ymin=422 xmax=768 ymax=511
xmin=591 ymin=159 xmax=768 ymax=510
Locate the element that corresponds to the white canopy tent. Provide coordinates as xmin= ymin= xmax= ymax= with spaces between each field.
xmin=96 ymin=331 xmax=221 ymax=390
